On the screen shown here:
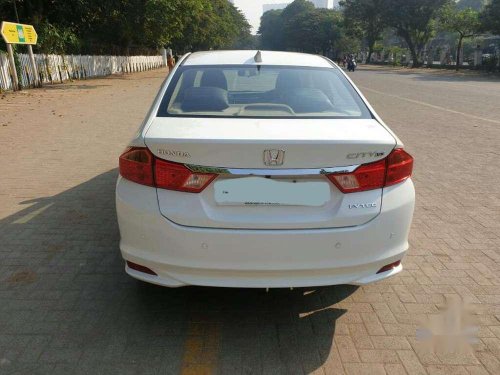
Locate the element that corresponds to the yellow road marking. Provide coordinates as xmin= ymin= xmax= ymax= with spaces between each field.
xmin=359 ymin=86 xmax=500 ymax=125
xmin=180 ymin=319 xmax=220 ymax=375
xmin=12 ymin=203 xmax=53 ymax=224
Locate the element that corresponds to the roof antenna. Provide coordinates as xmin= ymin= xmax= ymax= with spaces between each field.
xmin=254 ymin=50 xmax=262 ymax=63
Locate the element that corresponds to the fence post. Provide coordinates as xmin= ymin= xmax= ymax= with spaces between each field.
xmin=38 ymin=67 xmax=43 ymax=84
xmin=57 ymin=65 xmax=63 ymax=83
xmin=45 ymin=56 xmax=53 ymax=84
xmin=27 ymin=45 xmax=40 ymax=87
xmin=6 ymin=44 xmax=19 ymax=91
xmin=162 ymin=48 xmax=167 ymax=67
xmin=65 ymin=65 xmax=72 ymax=82
xmin=24 ymin=65 xmax=31 ymax=87
xmin=0 ymin=52 xmax=163 ymax=91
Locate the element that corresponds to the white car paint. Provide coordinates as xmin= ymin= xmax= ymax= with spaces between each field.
xmin=116 ymin=50 xmax=415 ymax=288
xmin=182 ymin=50 xmax=333 ymax=68
xmin=117 ymin=177 xmax=414 ymax=287
xmin=144 ymin=118 xmax=395 ymax=168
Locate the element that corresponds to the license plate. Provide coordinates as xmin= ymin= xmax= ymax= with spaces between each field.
xmin=214 ymin=177 xmax=330 ymax=206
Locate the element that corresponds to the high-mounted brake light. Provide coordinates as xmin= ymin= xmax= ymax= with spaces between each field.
xmin=327 ymin=148 xmax=413 ymax=193
xmin=119 ymin=147 xmax=217 ymax=193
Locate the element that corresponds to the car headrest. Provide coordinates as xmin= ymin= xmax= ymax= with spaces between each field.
xmin=181 ymin=87 xmax=229 ymax=112
xmin=275 ymin=70 xmax=302 ymax=91
xmin=200 ymin=69 xmax=228 ymax=90
xmin=283 ymin=88 xmax=334 ymax=113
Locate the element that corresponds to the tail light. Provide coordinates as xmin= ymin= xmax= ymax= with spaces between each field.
xmin=126 ymin=261 xmax=157 ymax=275
xmin=377 ymin=260 xmax=401 ymax=274
xmin=155 ymin=159 xmax=217 ymax=193
xmin=119 ymin=147 xmax=154 ymax=186
xmin=120 ymin=147 xmax=412 ymax=194
xmin=327 ymin=148 xmax=413 ymax=193
xmin=385 ymin=148 xmax=414 ymax=186
xmin=119 ymin=147 xmax=217 ymax=193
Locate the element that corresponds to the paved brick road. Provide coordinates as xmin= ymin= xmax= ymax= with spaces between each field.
xmin=0 ymin=66 xmax=499 ymax=375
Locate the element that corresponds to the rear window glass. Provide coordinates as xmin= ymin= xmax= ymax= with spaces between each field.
xmin=157 ymin=65 xmax=371 ymax=119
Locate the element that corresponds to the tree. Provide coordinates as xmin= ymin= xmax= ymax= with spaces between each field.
xmin=0 ymin=0 xmax=252 ymax=55
xmin=341 ymin=0 xmax=387 ymax=63
xmin=281 ymin=0 xmax=316 ymax=20
xmin=258 ymin=2 xmax=347 ymax=57
xmin=37 ymin=21 xmax=80 ymax=54
xmin=228 ymin=3 xmax=254 ymax=49
xmin=259 ymin=10 xmax=285 ymax=50
xmin=210 ymin=0 xmax=252 ymax=49
xmin=317 ymin=10 xmax=344 ymax=56
xmin=334 ymin=33 xmax=362 ymax=58
xmin=439 ymin=5 xmax=481 ymax=70
xmin=281 ymin=0 xmax=316 ymax=50
xmin=383 ymin=0 xmax=450 ymax=67
xmin=285 ymin=9 xmax=342 ymax=54
xmin=144 ymin=0 xmax=197 ymax=51
xmin=481 ymin=0 xmax=500 ymax=35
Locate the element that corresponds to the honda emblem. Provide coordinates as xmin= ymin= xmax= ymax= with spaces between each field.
xmin=263 ymin=149 xmax=285 ymax=166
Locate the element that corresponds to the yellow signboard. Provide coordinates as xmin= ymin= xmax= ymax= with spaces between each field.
xmin=1 ymin=21 xmax=38 ymax=45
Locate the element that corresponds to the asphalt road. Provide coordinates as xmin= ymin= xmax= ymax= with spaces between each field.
xmin=0 ymin=66 xmax=499 ymax=375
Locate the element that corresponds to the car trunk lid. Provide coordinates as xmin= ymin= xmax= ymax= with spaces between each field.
xmin=145 ymin=117 xmax=396 ymax=229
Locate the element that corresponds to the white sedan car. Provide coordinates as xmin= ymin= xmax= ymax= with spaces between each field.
xmin=116 ymin=50 xmax=415 ymax=288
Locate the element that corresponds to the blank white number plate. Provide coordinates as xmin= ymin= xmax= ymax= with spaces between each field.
xmin=214 ymin=177 xmax=330 ymax=206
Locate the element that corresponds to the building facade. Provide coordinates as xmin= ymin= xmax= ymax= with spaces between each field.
xmin=263 ymin=3 xmax=290 ymax=12
xmin=310 ymin=0 xmax=329 ymax=8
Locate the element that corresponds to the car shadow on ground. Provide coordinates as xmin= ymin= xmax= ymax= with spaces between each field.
xmin=0 ymin=169 xmax=357 ymax=374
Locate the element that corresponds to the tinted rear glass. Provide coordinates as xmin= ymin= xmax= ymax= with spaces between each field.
xmin=157 ymin=65 xmax=371 ymax=119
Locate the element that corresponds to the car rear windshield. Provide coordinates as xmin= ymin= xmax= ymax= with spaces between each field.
xmin=157 ymin=65 xmax=372 ymax=119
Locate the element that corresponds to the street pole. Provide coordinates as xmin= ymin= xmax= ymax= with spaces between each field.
xmin=27 ymin=44 xmax=40 ymax=87
xmin=6 ymin=43 xmax=19 ymax=91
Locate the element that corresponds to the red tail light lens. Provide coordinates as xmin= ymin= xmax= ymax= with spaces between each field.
xmin=377 ymin=260 xmax=401 ymax=274
xmin=328 ymin=159 xmax=386 ymax=193
xmin=385 ymin=149 xmax=414 ymax=186
xmin=119 ymin=147 xmax=412 ymax=194
xmin=119 ymin=147 xmax=154 ymax=186
xmin=119 ymin=147 xmax=217 ymax=193
xmin=155 ymin=159 xmax=217 ymax=193
xmin=126 ymin=261 xmax=157 ymax=275
xmin=327 ymin=148 xmax=413 ymax=193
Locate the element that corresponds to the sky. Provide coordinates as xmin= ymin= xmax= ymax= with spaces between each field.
xmin=231 ymin=0 xmax=293 ymax=34
xmin=232 ymin=0 xmax=334 ymax=34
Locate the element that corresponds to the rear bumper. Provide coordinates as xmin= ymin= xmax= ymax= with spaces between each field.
xmin=116 ymin=177 xmax=415 ymax=288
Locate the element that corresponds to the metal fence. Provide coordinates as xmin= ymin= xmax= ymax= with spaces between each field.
xmin=0 ymin=53 xmax=164 ymax=91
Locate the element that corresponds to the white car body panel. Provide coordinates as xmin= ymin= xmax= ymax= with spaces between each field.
xmin=183 ymin=50 xmax=333 ymax=68
xmin=116 ymin=50 xmax=415 ymax=288
xmin=146 ymin=117 xmax=396 ymax=229
xmin=156 ymin=179 xmax=383 ymax=229
xmin=117 ymin=177 xmax=414 ymax=288
xmin=145 ymin=118 xmax=395 ymax=168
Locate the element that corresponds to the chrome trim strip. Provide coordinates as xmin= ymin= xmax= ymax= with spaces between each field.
xmin=185 ymin=164 xmax=359 ymax=176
